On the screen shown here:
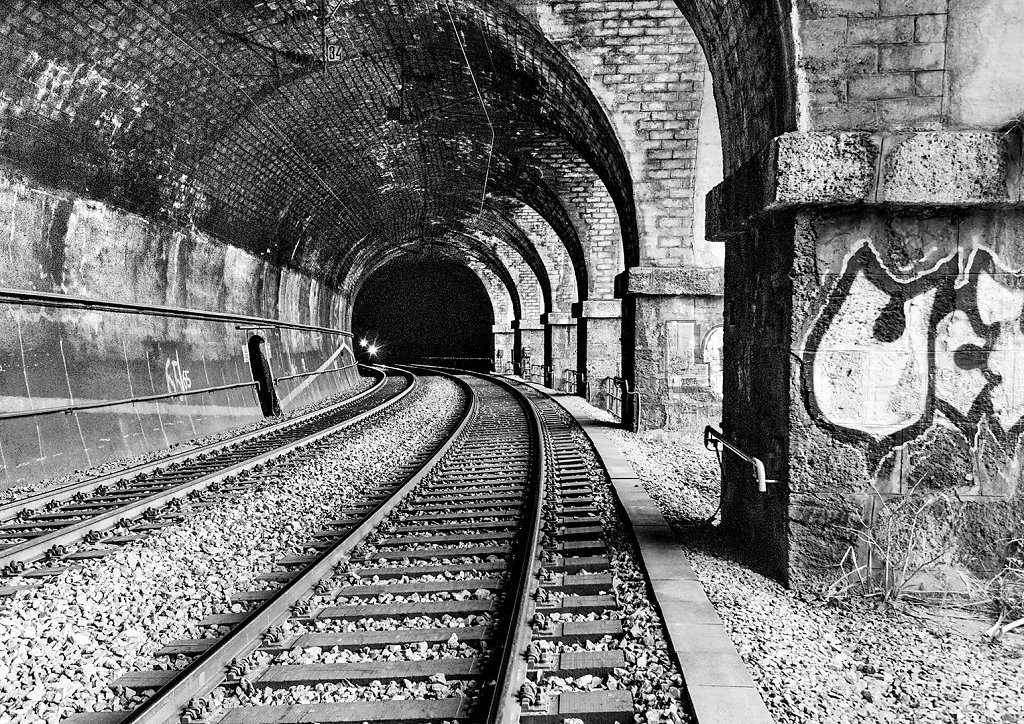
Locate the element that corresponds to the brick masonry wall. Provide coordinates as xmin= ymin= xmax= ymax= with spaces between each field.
xmin=537 ymin=0 xmax=707 ymax=266
xmin=489 ymin=244 xmax=545 ymax=324
xmin=535 ymin=142 xmax=623 ymax=299
xmin=507 ymin=202 xmax=580 ymax=313
xmin=467 ymin=261 xmax=514 ymax=327
xmin=798 ymin=0 xmax=950 ymax=131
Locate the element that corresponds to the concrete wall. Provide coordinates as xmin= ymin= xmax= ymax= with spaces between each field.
xmin=945 ymin=0 xmax=1024 ymax=127
xmin=0 ymin=168 xmax=357 ymax=488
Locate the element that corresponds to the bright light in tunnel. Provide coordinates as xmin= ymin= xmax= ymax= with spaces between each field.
xmin=359 ymin=338 xmax=369 ymax=348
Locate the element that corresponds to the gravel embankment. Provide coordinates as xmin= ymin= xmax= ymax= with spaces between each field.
xmin=0 ymin=375 xmax=380 ymax=502
xmin=542 ymin=404 xmax=691 ymax=724
xmin=570 ymin=402 xmax=1024 ymax=724
xmin=0 ymin=376 xmax=462 ymax=724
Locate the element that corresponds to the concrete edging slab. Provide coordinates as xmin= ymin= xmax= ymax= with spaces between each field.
xmin=516 ymin=378 xmax=774 ymax=724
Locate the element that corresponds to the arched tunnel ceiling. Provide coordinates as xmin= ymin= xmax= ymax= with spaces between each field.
xmin=361 ymin=234 xmax=525 ymax=320
xmin=0 ymin=0 xmax=636 ymax=296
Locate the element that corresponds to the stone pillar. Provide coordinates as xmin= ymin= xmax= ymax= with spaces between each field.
xmin=574 ymin=300 xmax=621 ymax=403
xmin=543 ymin=312 xmax=577 ymax=390
xmin=624 ymin=266 xmax=724 ymax=438
xmin=513 ymin=318 xmax=545 ymax=378
xmin=492 ymin=324 xmax=515 ymax=374
xmin=709 ymin=131 xmax=1024 ymax=588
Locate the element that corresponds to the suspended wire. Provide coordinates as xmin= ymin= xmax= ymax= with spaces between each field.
xmin=440 ymin=0 xmax=494 ymax=217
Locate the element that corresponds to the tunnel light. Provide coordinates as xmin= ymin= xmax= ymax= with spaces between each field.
xmin=368 ymin=345 xmax=378 ymax=356
xmin=359 ymin=338 xmax=369 ymax=348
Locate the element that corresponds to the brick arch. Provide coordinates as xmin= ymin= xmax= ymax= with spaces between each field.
xmin=337 ymin=207 xmax=555 ymax=319
xmin=465 ymin=260 xmax=517 ymax=329
xmin=674 ymin=0 xmax=798 ymax=172
xmin=352 ymin=241 xmax=523 ymax=324
xmin=0 ymin=0 xmax=642 ymax=283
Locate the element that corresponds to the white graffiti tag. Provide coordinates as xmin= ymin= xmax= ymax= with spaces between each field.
xmin=804 ymin=243 xmax=1024 ymax=442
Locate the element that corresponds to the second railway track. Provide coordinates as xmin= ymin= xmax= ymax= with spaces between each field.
xmin=0 ymin=366 xmax=416 ymax=585
xmin=61 ymin=369 xmax=642 ymax=724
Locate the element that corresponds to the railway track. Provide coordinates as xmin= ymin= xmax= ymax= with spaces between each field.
xmin=0 ymin=366 xmax=415 ymax=586
xmin=63 ymin=370 xmax=636 ymax=724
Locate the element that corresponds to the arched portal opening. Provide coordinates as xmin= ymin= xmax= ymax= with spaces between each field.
xmin=353 ymin=258 xmax=495 ymax=371
xmin=247 ymin=335 xmax=281 ymax=418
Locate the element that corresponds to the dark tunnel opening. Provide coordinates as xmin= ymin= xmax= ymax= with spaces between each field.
xmin=353 ymin=258 xmax=495 ymax=371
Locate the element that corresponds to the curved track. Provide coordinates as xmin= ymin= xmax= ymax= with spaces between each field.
xmin=62 ymin=370 xmax=640 ymax=724
xmin=0 ymin=366 xmax=415 ymax=578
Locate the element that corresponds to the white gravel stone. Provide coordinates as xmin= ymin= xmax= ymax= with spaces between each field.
xmin=575 ymin=399 xmax=1024 ymax=724
xmin=0 ymin=376 xmax=462 ymax=724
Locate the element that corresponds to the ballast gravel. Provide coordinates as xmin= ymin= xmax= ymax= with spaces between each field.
xmin=0 ymin=375 xmax=462 ymax=724
xmin=524 ymin=399 xmax=689 ymax=724
xmin=578 ymin=402 xmax=1024 ymax=724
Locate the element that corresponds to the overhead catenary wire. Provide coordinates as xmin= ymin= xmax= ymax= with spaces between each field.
xmin=440 ymin=0 xmax=495 ymax=217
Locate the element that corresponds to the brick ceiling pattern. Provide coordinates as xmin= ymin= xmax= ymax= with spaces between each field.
xmin=0 ymin=0 xmax=636 ymax=297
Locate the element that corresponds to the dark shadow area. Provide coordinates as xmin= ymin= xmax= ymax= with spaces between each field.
xmin=353 ymin=257 xmax=494 ymax=371
xmin=247 ymin=334 xmax=281 ymax=417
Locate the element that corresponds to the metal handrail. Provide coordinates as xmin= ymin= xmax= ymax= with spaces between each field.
xmin=274 ymin=363 xmax=358 ymax=383
xmin=562 ymin=369 xmax=578 ymax=394
xmin=615 ymin=376 xmax=642 ymax=433
xmin=0 ymin=287 xmax=352 ymax=337
xmin=0 ymin=381 xmax=259 ymax=422
xmin=422 ymin=356 xmax=492 ymax=362
xmin=600 ymin=376 xmax=643 ymax=431
xmin=601 ymin=376 xmax=623 ymax=419
xmin=704 ymin=426 xmax=775 ymax=493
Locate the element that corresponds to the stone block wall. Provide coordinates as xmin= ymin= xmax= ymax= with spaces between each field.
xmin=713 ymin=129 xmax=1024 ymax=587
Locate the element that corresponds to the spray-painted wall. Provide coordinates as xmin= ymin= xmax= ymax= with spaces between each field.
xmin=0 ymin=169 xmax=357 ymax=489
xmin=721 ymin=176 xmax=1024 ymax=587
xmin=791 ymin=207 xmax=1024 ymax=582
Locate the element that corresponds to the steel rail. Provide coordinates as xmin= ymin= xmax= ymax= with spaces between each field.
xmin=0 ymin=287 xmax=353 ymax=337
xmin=407 ymin=364 xmax=546 ymax=723
xmin=0 ymin=369 xmax=415 ymax=570
xmin=0 ymin=381 xmax=259 ymax=422
xmin=0 ymin=366 xmax=388 ymax=523
xmin=480 ymin=373 xmax=546 ymax=724
xmin=273 ymin=362 xmax=358 ymax=383
xmin=118 ymin=372 xmax=478 ymax=724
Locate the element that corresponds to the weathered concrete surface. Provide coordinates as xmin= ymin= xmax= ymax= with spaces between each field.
xmin=515 ymin=323 xmax=546 ymax=377
xmin=722 ymin=201 xmax=1024 ymax=587
xmin=544 ymin=313 xmax=577 ymax=390
xmin=493 ymin=327 xmax=516 ymax=373
xmin=707 ymin=131 xmax=1021 ymax=241
xmin=945 ymin=0 xmax=1024 ymax=127
xmin=576 ymin=305 xmax=622 ymax=404
xmin=625 ymin=266 xmax=724 ymax=438
xmin=0 ymin=169 xmax=356 ymax=488
xmin=628 ymin=266 xmax=725 ymax=297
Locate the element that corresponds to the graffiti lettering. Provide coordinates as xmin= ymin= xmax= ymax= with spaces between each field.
xmin=803 ymin=242 xmax=1024 ymax=495
xmin=164 ymin=358 xmax=192 ymax=394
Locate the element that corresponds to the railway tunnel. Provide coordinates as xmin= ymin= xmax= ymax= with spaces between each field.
xmin=1 ymin=6 xmax=1024 ymax=717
